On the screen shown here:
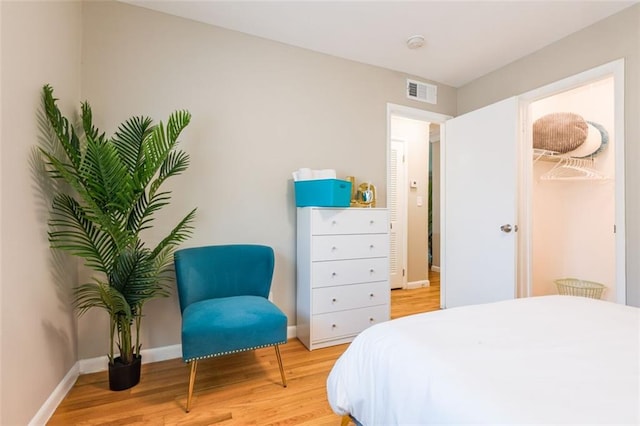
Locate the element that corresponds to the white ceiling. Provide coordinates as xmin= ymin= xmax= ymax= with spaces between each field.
xmin=123 ymin=1 xmax=636 ymax=87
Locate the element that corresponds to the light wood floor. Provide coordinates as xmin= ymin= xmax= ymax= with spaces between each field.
xmin=48 ymin=272 xmax=440 ymax=425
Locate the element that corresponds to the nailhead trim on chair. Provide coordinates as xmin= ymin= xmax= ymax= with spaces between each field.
xmin=184 ymin=340 xmax=287 ymax=363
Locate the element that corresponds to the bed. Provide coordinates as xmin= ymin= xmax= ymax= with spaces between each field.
xmin=327 ymin=295 xmax=640 ymax=425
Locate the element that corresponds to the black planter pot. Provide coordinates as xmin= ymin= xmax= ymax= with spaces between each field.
xmin=108 ymin=355 xmax=141 ymax=391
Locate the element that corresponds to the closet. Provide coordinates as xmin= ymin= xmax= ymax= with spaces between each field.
xmin=531 ymin=76 xmax=616 ymax=301
xmin=441 ymin=60 xmax=625 ymax=309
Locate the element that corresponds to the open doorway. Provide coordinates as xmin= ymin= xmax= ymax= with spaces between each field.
xmin=386 ymin=104 xmax=451 ymax=315
xmin=429 ymin=124 xmax=441 ymax=274
xmin=520 ymin=61 xmax=625 ymax=304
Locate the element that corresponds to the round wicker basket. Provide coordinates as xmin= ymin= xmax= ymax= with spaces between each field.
xmin=555 ymin=278 xmax=606 ymax=299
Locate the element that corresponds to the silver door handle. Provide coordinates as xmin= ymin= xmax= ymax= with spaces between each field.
xmin=500 ymin=224 xmax=512 ymax=233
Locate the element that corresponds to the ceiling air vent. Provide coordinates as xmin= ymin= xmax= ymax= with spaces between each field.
xmin=407 ymin=79 xmax=437 ymax=104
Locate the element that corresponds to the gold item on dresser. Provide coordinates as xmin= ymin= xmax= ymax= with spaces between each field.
xmin=355 ymin=182 xmax=376 ymax=207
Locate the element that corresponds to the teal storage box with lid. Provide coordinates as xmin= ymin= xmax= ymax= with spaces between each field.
xmin=294 ymin=179 xmax=351 ymax=207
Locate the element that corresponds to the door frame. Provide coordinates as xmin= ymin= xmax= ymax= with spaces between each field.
xmin=519 ymin=58 xmax=626 ymax=304
xmin=386 ymin=103 xmax=452 ymax=291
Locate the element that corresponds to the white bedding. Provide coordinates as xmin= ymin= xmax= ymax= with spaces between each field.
xmin=327 ymin=296 xmax=640 ymax=425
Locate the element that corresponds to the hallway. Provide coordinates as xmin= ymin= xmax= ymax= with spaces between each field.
xmin=391 ymin=270 xmax=440 ymax=319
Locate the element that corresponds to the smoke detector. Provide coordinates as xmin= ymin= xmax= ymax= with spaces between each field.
xmin=406 ymin=35 xmax=425 ymax=49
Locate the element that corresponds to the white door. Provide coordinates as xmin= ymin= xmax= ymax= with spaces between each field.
xmin=388 ymin=139 xmax=407 ymax=289
xmin=443 ymin=97 xmax=519 ymax=308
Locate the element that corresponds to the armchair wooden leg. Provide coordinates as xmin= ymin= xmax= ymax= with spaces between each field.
xmin=274 ymin=344 xmax=287 ymax=387
xmin=186 ymin=360 xmax=198 ymax=413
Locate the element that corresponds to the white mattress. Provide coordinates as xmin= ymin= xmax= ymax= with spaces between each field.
xmin=327 ymin=296 xmax=640 ymax=425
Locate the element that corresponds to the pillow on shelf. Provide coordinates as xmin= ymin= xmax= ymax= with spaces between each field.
xmin=533 ymin=112 xmax=588 ymax=153
xmin=565 ymin=121 xmax=609 ymax=158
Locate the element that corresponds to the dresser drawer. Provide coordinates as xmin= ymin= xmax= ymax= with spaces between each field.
xmin=311 ymin=208 xmax=388 ymax=235
xmin=312 ymin=305 xmax=389 ymax=342
xmin=311 ymin=234 xmax=389 ymax=261
xmin=312 ymin=281 xmax=389 ymax=314
xmin=311 ymin=257 xmax=389 ymax=288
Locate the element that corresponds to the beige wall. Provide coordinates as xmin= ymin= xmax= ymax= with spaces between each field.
xmin=0 ymin=1 xmax=82 ymax=424
xmin=77 ymin=1 xmax=457 ymax=359
xmin=457 ymin=4 xmax=640 ymax=307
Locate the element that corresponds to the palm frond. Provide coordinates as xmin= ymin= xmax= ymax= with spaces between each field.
xmin=152 ymin=245 xmax=181 ymax=285
xmin=80 ymin=135 xmax=134 ymax=215
xmin=142 ymin=122 xmax=171 ymax=181
xmin=74 ymin=280 xmax=131 ymax=318
xmin=150 ymin=150 xmax=190 ymax=196
xmin=127 ymin=149 xmax=190 ymax=233
xmin=110 ymin=246 xmax=171 ymax=306
xmin=126 ymin=191 xmax=150 ymax=232
xmin=112 ymin=116 xmax=154 ymax=174
xmin=41 ymin=144 xmax=129 ymax=247
xmin=42 ymin=84 xmax=82 ymax=170
xmin=139 ymin=192 xmax=171 ymax=230
xmin=139 ymin=110 xmax=191 ymax=192
xmin=166 ymin=110 xmax=191 ymax=144
xmin=81 ymin=101 xmax=107 ymax=146
xmin=150 ymin=208 xmax=197 ymax=259
xmin=48 ymin=194 xmax=119 ymax=273
xmin=39 ymin=144 xmax=82 ymax=185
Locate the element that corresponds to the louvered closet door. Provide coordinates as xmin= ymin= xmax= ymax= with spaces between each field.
xmin=389 ymin=139 xmax=406 ymax=289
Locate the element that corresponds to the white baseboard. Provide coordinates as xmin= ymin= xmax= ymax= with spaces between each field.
xmin=34 ymin=325 xmax=298 ymax=424
xmin=78 ymin=343 xmax=184 ymax=374
xmin=78 ymin=326 xmax=297 ymax=374
xmin=407 ymin=279 xmax=430 ymax=289
xmin=78 ymin=355 xmax=108 ymax=375
xmin=431 ymin=265 xmax=440 ymax=272
xmin=142 ymin=344 xmax=183 ymax=364
xmin=28 ymin=362 xmax=79 ymax=426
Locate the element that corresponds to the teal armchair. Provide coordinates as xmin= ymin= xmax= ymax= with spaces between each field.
xmin=174 ymin=244 xmax=288 ymax=412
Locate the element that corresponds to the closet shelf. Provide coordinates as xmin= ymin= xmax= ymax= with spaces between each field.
xmin=533 ymin=148 xmax=587 ymax=163
xmin=533 ymin=149 xmax=609 ymax=181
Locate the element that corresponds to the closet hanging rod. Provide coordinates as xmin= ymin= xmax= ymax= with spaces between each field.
xmin=533 ymin=148 xmax=596 ymax=164
xmin=539 ymin=157 xmax=609 ymax=181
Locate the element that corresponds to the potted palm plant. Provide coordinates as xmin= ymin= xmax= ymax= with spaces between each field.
xmin=39 ymin=85 xmax=197 ymax=390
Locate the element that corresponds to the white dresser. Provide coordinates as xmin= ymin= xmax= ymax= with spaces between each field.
xmin=296 ymin=207 xmax=390 ymax=350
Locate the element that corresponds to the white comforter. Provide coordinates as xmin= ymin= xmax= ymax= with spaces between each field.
xmin=327 ymin=296 xmax=640 ymax=425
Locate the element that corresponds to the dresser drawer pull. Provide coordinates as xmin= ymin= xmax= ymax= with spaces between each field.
xmin=331 ymin=272 xmax=337 ymax=277
xmin=332 ymin=324 xmax=337 ymax=328
xmin=369 ymin=244 xmax=374 ymax=249
xmin=332 ymin=246 xmax=337 ymax=251
xmin=332 ymin=298 xmax=337 ymax=303
xmin=369 ymin=268 xmax=375 ymax=273
xmin=369 ymin=317 xmax=374 ymax=323
xmin=369 ymin=293 xmax=374 ymax=298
